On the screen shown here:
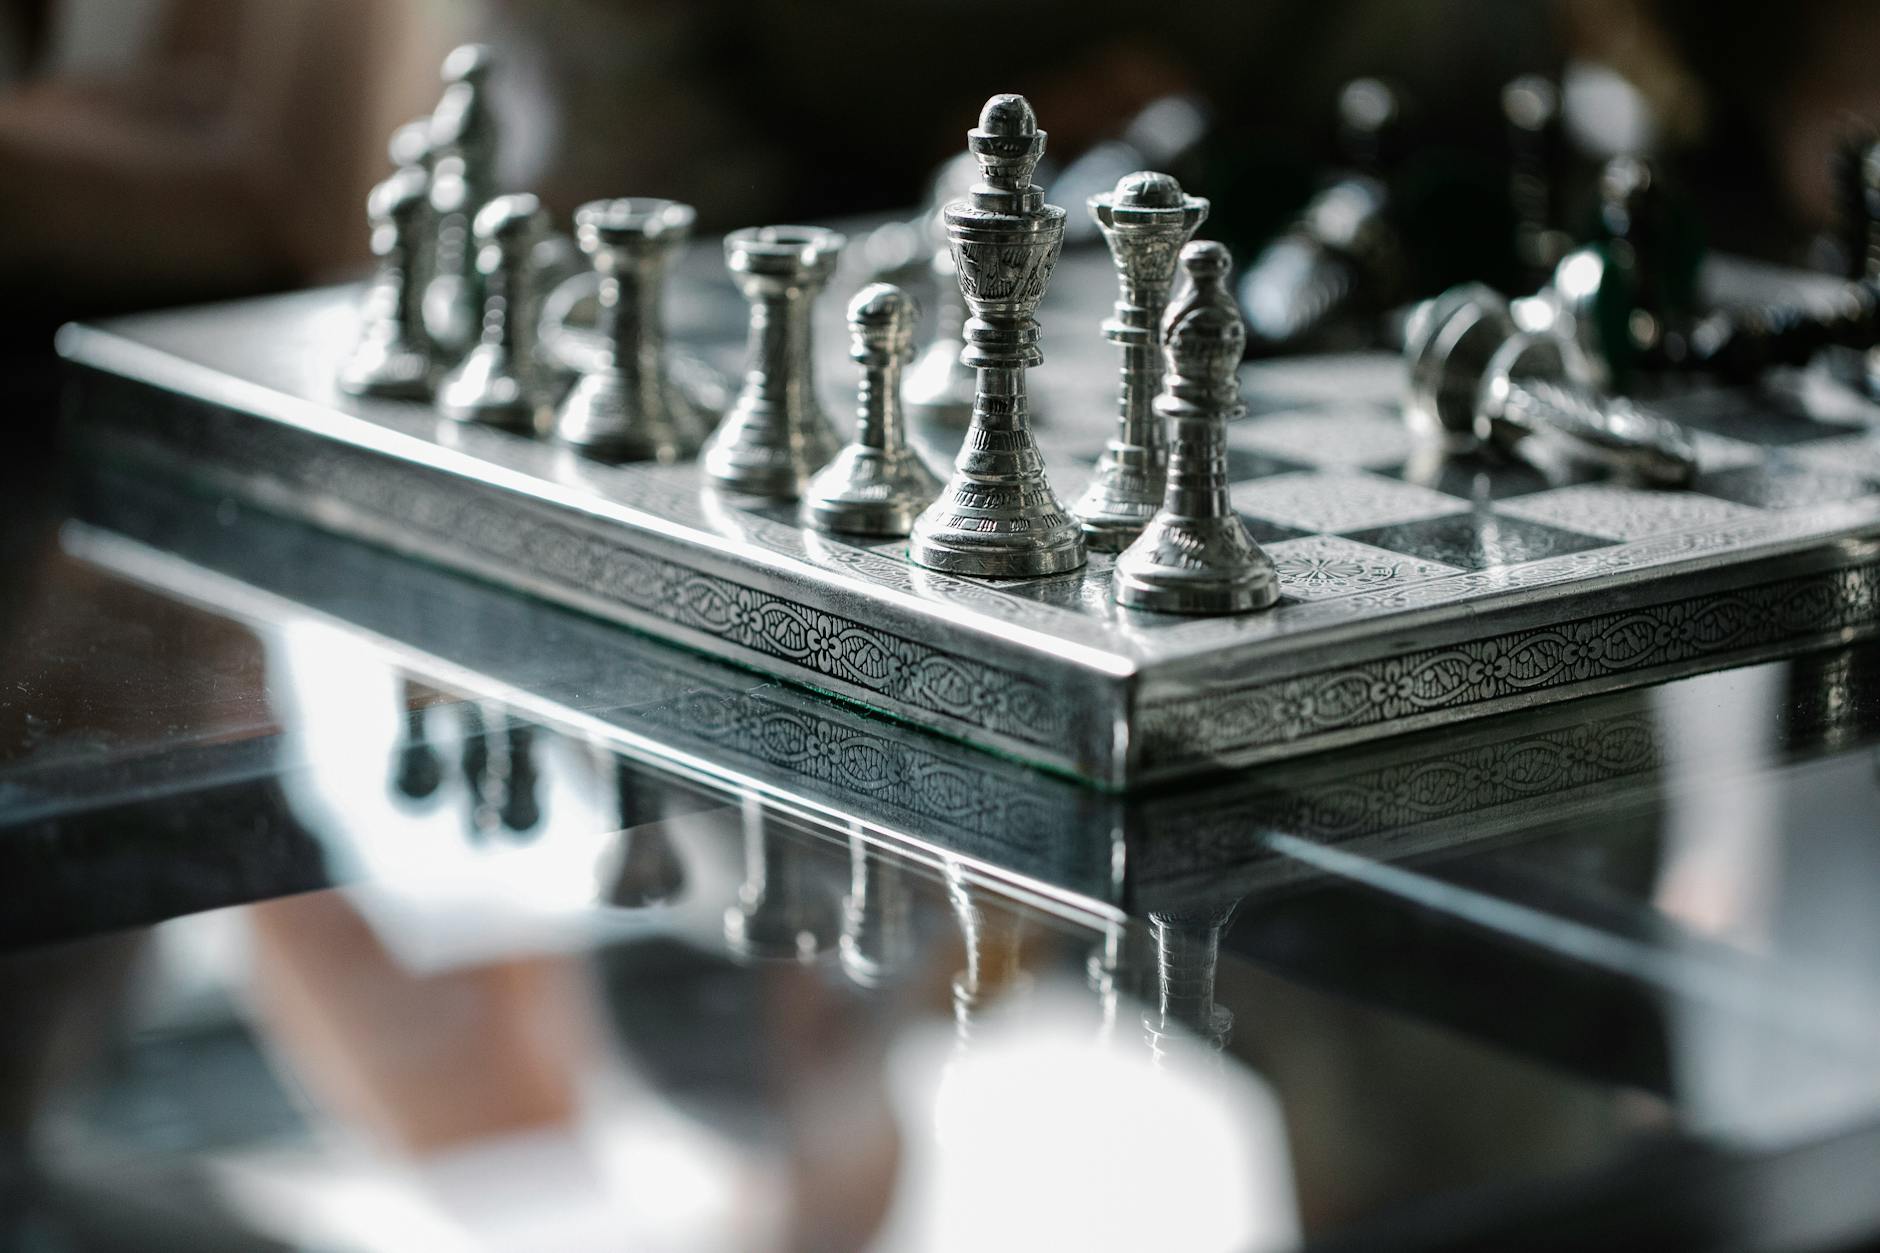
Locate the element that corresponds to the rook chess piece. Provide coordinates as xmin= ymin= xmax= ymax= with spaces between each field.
xmin=424 ymin=45 xmax=499 ymax=357
xmin=702 ymin=225 xmax=846 ymax=498
xmin=438 ymin=194 xmax=549 ymax=431
xmin=1114 ymin=242 xmax=1280 ymax=614
xmin=908 ymin=94 xmax=1086 ymax=578
xmin=802 ymin=283 xmax=943 ymax=536
xmin=338 ymin=168 xmax=437 ymax=400
xmin=1073 ymin=170 xmax=1208 ymax=550
xmin=553 ymin=198 xmax=703 ymax=462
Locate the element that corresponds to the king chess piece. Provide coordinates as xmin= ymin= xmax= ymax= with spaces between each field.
xmin=907 ymin=95 xmax=1087 ymax=578
xmin=552 ymin=198 xmax=702 ymax=462
xmin=802 ymin=283 xmax=943 ymax=536
xmin=424 ymin=44 xmax=499 ymax=358
xmin=438 ymin=194 xmax=549 ymax=431
xmin=1113 ymin=242 xmax=1280 ymax=614
xmin=1072 ymin=170 xmax=1208 ymax=550
xmin=702 ymin=225 xmax=846 ymax=498
xmin=338 ymin=168 xmax=437 ymax=400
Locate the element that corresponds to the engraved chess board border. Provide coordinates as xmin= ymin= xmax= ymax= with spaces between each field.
xmin=58 ymin=285 xmax=1880 ymax=789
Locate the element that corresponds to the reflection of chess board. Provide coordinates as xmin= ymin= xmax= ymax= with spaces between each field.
xmin=60 ymin=251 xmax=1880 ymax=788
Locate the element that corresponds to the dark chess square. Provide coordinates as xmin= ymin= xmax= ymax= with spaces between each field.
xmin=1343 ymin=511 xmax=1614 ymax=570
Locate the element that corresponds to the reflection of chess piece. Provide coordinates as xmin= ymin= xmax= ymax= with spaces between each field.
xmin=1086 ymin=919 xmax=1132 ymax=1042
xmin=498 ymin=723 xmax=541 ymax=834
xmin=1073 ymin=171 xmax=1208 ymax=551
xmin=802 ymin=283 xmax=943 ymax=537
xmin=424 ymin=45 xmax=498 ymax=357
xmin=908 ymin=95 xmax=1087 ymax=579
xmin=703 ymin=226 xmax=846 ymax=499
xmin=391 ymin=696 xmax=444 ymax=800
xmin=1114 ymin=242 xmax=1280 ymax=614
xmin=946 ymin=864 xmax=1028 ymax=1041
xmin=552 ymin=198 xmax=702 ymax=462
xmin=438 ymin=194 xmax=550 ymax=431
xmin=338 ymin=169 xmax=437 ymax=400
xmin=606 ymin=758 xmax=686 ymax=907
xmin=724 ymin=797 xmax=839 ymax=962
xmin=1142 ymin=901 xmax=1237 ymax=1060
xmin=1503 ymin=75 xmax=1565 ymax=286
xmin=840 ymin=833 xmax=915 ymax=988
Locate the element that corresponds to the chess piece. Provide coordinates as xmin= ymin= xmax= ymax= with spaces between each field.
xmin=338 ymin=168 xmax=437 ymax=400
xmin=904 ymin=248 xmax=979 ymax=427
xmin=1072 ymin=171 xmax=1208 ymax=550
xmin=390 ymin=690 xmax=443 ymax=800
xmin=946 ymin=864 xmax=1028 ymax=1041
xmin=424 ymin=45 xmax=498 ymax=356
xmin=1406 ymin=283 xmax=1697 ymax=487
xmin=908 ymin=94 xmax=1087 ymax=578
xmin=840 ymin=833 xmax=915 ymax=988
xmin=606 ymin=759 xmax=686 ymax=908
xmin=1503 ymin=74 xmax=1566 ymax=286
xmin=497 ymin=722 xmax=541 ymax=834
xmin=802 ymin=283 xmax=943 ymax=536
xmin=1114 ymin=242 xmax=1280 ymax=615
xmin=724 ymin=796 xmax=838 ymax=962
xmin=1142 ymin=901 xmax=1237 ymax=1060
xmin=438 ymin=194 xmax=549 ymax=431
xmin=702 ymin=225 xmax=846 ymax=498
xmin=553 ymin=198 xmax=702 ymax=462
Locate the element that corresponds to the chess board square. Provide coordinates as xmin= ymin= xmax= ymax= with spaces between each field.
xmin=1265 ymin=534 xmax=1461 ymax=603
xmin=1235 ymin=513 xmax=1314 ymax=545
xmin=997 ymin=555 xmax=1117 ymax=615
xmin=1494 ymin=483 xmax=1760 ymax=540
xmin=1344 ymin=511 xmax=1612 ymax=570
xmin=1231 ymin=470 xmax=1470 ymax=534
xmin=1228 ymin=448 xmax=1309 ymax=480
xmin=1786 ymin=432 xmax=1880 ymax=480
xmin=1654 ymin=386 xmax=1864 ymax=446
xmin=1695 ymin=462 xmax=1880 ymax=510
xmin=1229 ymin=408 xmax=1414 ymax=469
xmin=1372 ymin=452 xmax=1567 ymax=500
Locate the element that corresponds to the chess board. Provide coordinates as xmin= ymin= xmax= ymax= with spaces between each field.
xmin=58 ymin=246 xmax=1880 ymax=789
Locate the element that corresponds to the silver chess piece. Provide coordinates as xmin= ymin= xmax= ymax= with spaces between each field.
xmin=438 ymin=194 xmax=549 ymax=431
xmin=840 ymin=833 xmax=916 ymax=989
xmin=723 ymin=796 xmax=838 ymax=963
xmin=424 ymin=45 xmax=498 ymax=357
xmin=908 ymin=94 xmax=1087 ymax=579
xmin=1114 ymin=242 xmax=1280 ymax=615
xmin=1406 ymin=284 xmax=1697 ymax=488
xmin=1142 ymin=901 xmax=1238 ymax=1061
xmin=338 ymin=168 xmax=437 ymax=400
xmin=702 ymin=225 xmax=846 ymax=498
xmin=903 ymin=248 xmax=979 ymax=427
xmin=552 ymin=198 xmax=702 ymax=462
xmin=1073 ymin=171 xmax=1208 ymax=550
xmin=802 ymin=283 xmax=943 ymax=536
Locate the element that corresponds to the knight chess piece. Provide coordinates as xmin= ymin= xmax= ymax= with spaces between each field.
xmin=424 ymin=45 xmax=498 ymax=357
xmin=1113 ymin=242 xmax=1280 ymax=615
xmin=338 ymin=168 xmax=437 ymax=400
xmin=1072 ymin=170 xmax=1208 ymax=551
xmin=1407 ymin=283 xmax=1697 ymax=487
xmin=438 ymin=194 xmax=549 ymax=431
xmin=908 ymin=94 xmax=1087 ymax=578
xmin=701 ymin=225 xmax=846 ymax=498
xmin=802 ymin=283 xmax=943 ymax=536
xmin=552 ymin=198 xmax=703 ymax=462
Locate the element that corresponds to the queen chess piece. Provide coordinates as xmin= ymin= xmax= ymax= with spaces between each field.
xmin=1072 ymin=171 xmax=1208 ymax=551
xmin=338 ymin=168 xmax=437 ymax=400
xmin=438 ymin=194 xmax=549 ymax=431
xmin=423 ymin=45 xmax=499 ymax=357
xmin=702 ymin=225 xmax=846 ymax=498
xmin=908 ymin=95 xmax=1087 ymax=578
xmin=553 ymin=198 xmax=703 ymax=462
xmin=1113 ymin=242 xmax=1280 ymax=614
xmin=802 ymin=283 xmax=943 ymax=536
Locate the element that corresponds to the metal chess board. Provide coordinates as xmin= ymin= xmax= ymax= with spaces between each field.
xmin=58 ymin=253 xmax=1880 ymax=789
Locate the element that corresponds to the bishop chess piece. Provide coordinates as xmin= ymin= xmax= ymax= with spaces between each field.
xmin=424 ymin=45 xmax=499 ymax=358
xmin=1072 ymin=171 xmax=1208 ymax=550
xmin=802 ymin=283 xmax=943 ymax=536
xmin=552 ymin=198 xmax=703 ymax=462
xmin=908 ymin=95 xmax=1086 ymax=578
xmin=702 ymin=225 xmax=846 ymax=498
xmin=338 ymin=168 xmax=437 ymax=400
xmin=1407 ymin=283 xmax=1697 ymax=487
xmin=1114 ymin=242 xmax=1280 ymax=614
xmin=438 ymin=194 xmax=549 ymax=431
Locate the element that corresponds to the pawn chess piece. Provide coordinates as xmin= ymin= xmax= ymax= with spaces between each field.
xmin=724 ymin=797 xmax=838 ymax=962
xmin=338 ymin=168 xmax=438 ymax=400
xmin=1114 ymin=242 xmax=1280 ymax=614
xmin=1142 ymin=901 xmax=1238 ymax=1060
xmin=1072 ymin=171 xmax=1208 ymax=550
xmin=702 ymin=225 xmax=846 ymax=498
xmin=553 ymin=198 xmax=702 ymax=462
xmin=424 ymin=45 xmax=499 ymax=357
xmin=438 ymin=194 xmax=549 ymax=431
xmin=908 ymin=94 xmax=1086 ymax=578
xmin=802 ymin=284 xmax=943 ymax=536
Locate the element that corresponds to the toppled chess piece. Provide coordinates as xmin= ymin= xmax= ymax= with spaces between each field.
xmin=702 ymin=225 xmax=846 ymax=498
xmin=338 ymin=168 xmax=437 ymax=400
xmin=1073 ymin=170 xmax=1208 ymax=550
xmin=1114 ymin=242 xmax=1279 ymax=615
xmin=1406 ymin=283 xmax=1697 ymax=488
xmin=802 ymin=283 xmax=943 ymax=536
xmin=424 ymin=45 xmax=499 ymax=357
xmin=438 ymin=194 xmax=548 ymax=431
xmin=909 ymin=94 xmax=1087 ymax=579
xmin=552 ymin=197 xmax=703 ymax=462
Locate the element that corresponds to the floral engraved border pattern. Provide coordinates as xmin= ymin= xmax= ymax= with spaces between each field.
xmin=1139 ymin=563 xmax=1880 ymax=768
